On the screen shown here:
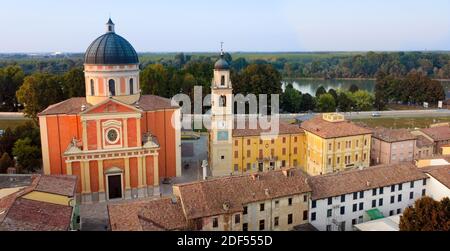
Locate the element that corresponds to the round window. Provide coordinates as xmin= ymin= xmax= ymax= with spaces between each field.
xmin=106 ymin=128 xmax=119 ymax=144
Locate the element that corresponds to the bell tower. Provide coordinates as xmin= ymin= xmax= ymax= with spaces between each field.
xmin=209 ymin=45 xmax=234 ymax=177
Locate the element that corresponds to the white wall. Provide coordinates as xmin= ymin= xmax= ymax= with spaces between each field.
xmin=309 ymin=178 xmax=428 ymax=231
xmin=426 ymin=174 xmax=450 ymax=201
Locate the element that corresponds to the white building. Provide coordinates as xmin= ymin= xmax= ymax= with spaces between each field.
xmin=308 ymin=163 xmax=429 ymax=231
xmin=422 ymin=165 xmax=450 ymax=201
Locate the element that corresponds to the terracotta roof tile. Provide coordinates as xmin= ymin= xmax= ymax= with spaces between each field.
xmin=372 ymin=128 xmax=416 ymax=143
xmin=421 ymin=165 xmax=450 ymax=189
xmin=39 ymin=95 xmax=179 ymax=116
xmin=108 ymin=198 xmax=188 ymax=231
xmin=0 ymin=198 xmax=72 ymax=231
xmin=138 ymin=95 xmax=179 ymax=111
xmin=39 ymin=97 xmax=90 ymax=116
xmin=35 ymin=175 xmax=77 ymax=197
xmin=232 ymin=120 xmax=303 ymax=137
xmin=416 ymin=135 xmax=434 ymax=148
xmin=420 ymin=126 xmax=450 ymax=142
xmin=108 ymin=201 xmax=147 ymax=231
xmin=301 ymin=115 xmax=372 ymax=139
xmin=308 ymin=163 xmax=428 ymax=200
xmin=138 ymin=198 xmax=188 ymax=231
xmin=176 ymin=169 xmax=311 ymax=220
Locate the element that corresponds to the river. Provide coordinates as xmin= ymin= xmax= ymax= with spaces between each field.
xmin=283 ymin=78 xmax=450 ymax=98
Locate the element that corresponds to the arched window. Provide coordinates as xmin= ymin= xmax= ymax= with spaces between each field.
xmin=129 ymin=78 xmax=134 ymax=94
xmin=220 ymin=95 xmax=227 ymax=107
xmin=90 ymin=79 xmax=95 ymax=96
xmin=109 ymin=79 xmax=116 ymax=96
xmin=221 ymin=75 xmax=225 ymax=86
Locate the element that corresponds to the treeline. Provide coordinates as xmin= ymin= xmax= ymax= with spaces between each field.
xmin=280 ymin=84 xmax=374 ymax=113
xmin=280 ymin=52 xmax=450 ymax=79
xmin=0 ymin=65 xmax=85 ymax=117
xmin=374 ymin=72 xmax=446 ymax=110
xmin=4 ymin=51 xmax=450 ymax=79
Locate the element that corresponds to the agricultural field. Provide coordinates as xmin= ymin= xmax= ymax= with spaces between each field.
xmin=352 ymin=116 xmax=450 ymax=129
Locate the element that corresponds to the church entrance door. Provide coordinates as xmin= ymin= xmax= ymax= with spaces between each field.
xmin=107 ymin=174 xmax=122 ymax=200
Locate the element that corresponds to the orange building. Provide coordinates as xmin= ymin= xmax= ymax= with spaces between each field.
xmin=38 ymin=19 xmax=181 ymax=203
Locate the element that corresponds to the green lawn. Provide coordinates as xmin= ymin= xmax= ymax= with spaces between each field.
xmin=352 ymin=117 xmax=450 ymax=129
xmin=0 ymin=119 xmax=31 ymax=130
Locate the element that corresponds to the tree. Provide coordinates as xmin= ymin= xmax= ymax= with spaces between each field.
xmin=316 ymin=93 xmax=336 ymax=113
xmin=16 ymin=73 xmax=64 ymax=122
xmin=0 ymin=128 xmax=16 ymax=156
xmin=62 ymin=67 xmax=85 ymax=98
xmin=281 ymin=83 xmax=301 ymax=113
xmin=337 ymin=91 xmax=354 ymax=112
xmin=232 ymin=64 xmax=282 ymax=97
xmin=0 ymin=152 xmax=14 ymax=173
xmin=300 ymin=93 xmax=315 ymax=112
xmin=12 ymin=137 xmax=41 ymax=173
xmin=350 ymin=90 xmax=374 ymax=111
xmin=315 ymin=86 xmax=327 ymax=97
xmin=400 ymin=197 xmax=450 ymax=231
xmin=328 ymin=88 xmax=338 ymax=100
xmin=140 ymin=64 xmax=170 ymax=96
xmin=0 ymin=65 xmax=24 ymax=112
xmin=349 ymin=84 xmax=359 ymax=93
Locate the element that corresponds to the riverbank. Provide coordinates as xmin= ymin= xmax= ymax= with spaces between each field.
xmin=284 ymin=77 xmax=450 ymax=82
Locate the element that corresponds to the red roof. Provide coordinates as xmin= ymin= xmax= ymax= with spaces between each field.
xmin=301 ymin=115 xmax=372 ymax=139
xmin=39 ymin=95 xmax=178 ymax=116
xmin=0 ymin=198 xmax=72 ymax=231
xmin=420 ymin=126 xmax=450 ymax=142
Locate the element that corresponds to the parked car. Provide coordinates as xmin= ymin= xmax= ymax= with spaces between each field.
xmin=372 ymin=112 xmax=381 ymax=117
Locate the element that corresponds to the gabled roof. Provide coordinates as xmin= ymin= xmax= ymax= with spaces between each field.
xmin=175 ymin=169 xmax=311 ymax=220
xmin=108 ymin=198 xmax=188 ymax=231
xmin=416 ymin=135 xmax=434 ymax=148
xmin=38 ymin=95 xmax=179 ymax=116
xmin=421 ymin=165 xmax=450 ymax=189
xmin=0 ymin=198 xmax=72 ymax=231
xmin=35 ymin=175 xmax=77 ymax=197
xmin=308 ymin=163 xmax=428 ymax=200
xmin=420 ymin=126 xmax=450 ymax=142
xmin=372 ymin=128 xmax=416 ymax=143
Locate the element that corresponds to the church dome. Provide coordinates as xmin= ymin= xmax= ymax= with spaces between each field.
xmin=214 ymin=53 xmax=230 ymax=70
xmin=84 ymin=19 xmax=139 ymax=65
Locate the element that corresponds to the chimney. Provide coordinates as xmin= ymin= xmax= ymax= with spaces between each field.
xmin=366 ymin=181 xmax=371 ymax=187
xmin=264 ymin=188 xmax=270 ymax=197
xmin=171 ymin=196 xmax=177 ymax=204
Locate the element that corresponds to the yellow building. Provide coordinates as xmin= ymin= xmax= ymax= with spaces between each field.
xmin=300 ymin=113 xmax=372 ymax=176
xmin=232 ymin=122 xmax=305 ymax=174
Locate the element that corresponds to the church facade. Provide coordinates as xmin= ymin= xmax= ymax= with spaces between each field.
xmin=38 ymin=19 xmax=181 ymax=203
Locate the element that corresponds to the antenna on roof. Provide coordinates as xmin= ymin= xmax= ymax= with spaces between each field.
xmin=220 ymin=41 xmax=224 ymax=56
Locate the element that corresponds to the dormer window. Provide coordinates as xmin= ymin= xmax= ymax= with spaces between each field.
xmin=221 ymin=75 xmax=225 ymax=86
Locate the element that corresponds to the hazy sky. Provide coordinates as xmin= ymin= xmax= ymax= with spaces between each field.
xmin=0 ymin=0 xmax=449 ymax=52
